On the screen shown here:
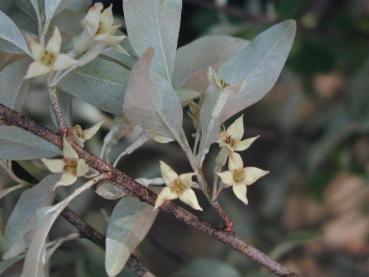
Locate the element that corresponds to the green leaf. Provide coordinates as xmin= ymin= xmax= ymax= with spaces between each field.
xmin=0 ymin=126 xmax=61 ymax=160
xmin=3 ymin=175 xmax=58 ymax=259
xmin=105 ymin=197 xmax=158 ymax=277
xmin=123 ymin=0 xmax=182 ymax=80
xmin=0 ymin=9 xmax=29 ymax=53
xmin=58 ymin=57 xmax=129 ymax=114
xmin=173 ymin=35 xmax=248 ymax=90
xmin=218 ymin=20 xmax=296 ymax=122
xmin=0 ymin=58 xmax=30 ymax=111
xmin=123 ymin=48 xmax=184 ymax=143
xmin=173 ymin=258 xmax=241 ymax=277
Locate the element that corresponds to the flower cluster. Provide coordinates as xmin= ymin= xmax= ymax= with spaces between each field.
xmin=217 ymin=115 xmax=269 ymax=204
xmin=25 ymin=3 xmax=126 ymax=80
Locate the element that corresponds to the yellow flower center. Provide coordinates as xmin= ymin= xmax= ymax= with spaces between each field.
xmin=63 ymin=159 xmax=78 ymax=175
xmin=72 ymin=125 xmax=85 ymax=141
xmin=233 ymin=168 xmax=245 ymax=184
xmin=40 ymin=50 xmax=56 ymax=66
xmin=219 ymin=79 xmax=229 ymax=89
xmin=170 ymin=179 xmax=188 ymax=196
xmin=224 ymin=135 xmax=236 ymax=147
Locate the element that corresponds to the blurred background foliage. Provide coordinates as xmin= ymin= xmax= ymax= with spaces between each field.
xmin=1 ymin=0 xmax=369 ymax=276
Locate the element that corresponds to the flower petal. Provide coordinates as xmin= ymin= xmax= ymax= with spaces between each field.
xmin=42 ymin=158 xmax=64 ymax=173
xmin=100 ymin=4 xmax=114 ymax=30
xmin=179 ymin=189 xmax=203 ymax=211
xmin=25 ymin=62 xmax=51 ymax=79
xmin=226 ymin=115 xmax=244 ymax=141
xmin=83 ymin=122 xmax=103 ymax=141
xmin=232 ymin=185 xmax=248 ymax=205
xmin=77 ymin=159 xmax=90 ymax=177
xmin=207 ymin=66 xmax=222 ymax=89
xmin=159 ymin=161 xmax=178 ymax=186
xmin=83 ymin=2 xmax=103 ymax=36
xmin=154 ymin=187 xmax=178 ymax=210
xmin=55 ymin=173 xmax=77 ymax=189
xmin=63 ymin=138 xmax=79 ymax=159
xmin=53 ymin=54 xmax=76 ymax=71
xmin=179 ymin=173 xmax=195 ymax=188
xmin=26 ymin=35 xmax=44 ymax=60
xmin=234 ymin=135 xmax=259 ymax=152
xmin=228 ymin=152 xmax=243 ymax=171
xmin=244 ymin=167 xmax=269 ymax=186
xmin=46 ymin=27 xmax=62 ymax=54
xmin=217 ymin=171 xmax=234 ymax=187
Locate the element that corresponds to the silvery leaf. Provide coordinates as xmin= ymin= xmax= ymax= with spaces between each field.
xmin=197 ymin=86 xmax=235 ymax=164
xmin=0 ymin=9 xmax=29 ymax=54
xmin=123 ymin=48 xmax=183 ymax=143
xmin=123 ymin=0 xmax=182 ymax=80
xmin=96 ymin=182 xmax=126 ymax=200
xmin=0 ymin=126 xmax=61 ymax=160
xmin=196 ymin=20 xmax=296 ymax=163
xmin=58 ymin=57 xmax=129 ymax=114
xmin=44 ymin=0 xmax=64 ymax=31
xmin=176 ymin=88 xmax=201 ymax=104
xmin=21 ymin=177 xmax=98 ymax=277
xmin=105 ymin=197 xmax=158 ymax=277
xmin=0 ymin=183 xmax=26 ymax=200
xmin=173 ymin=35 xmax=248 ymax=90
xmin=0 ymin=58 xmax=30 ymax=111
xmin=218 ymin=20 xmax=296 ymax=121
xmin=3 ymin=175 xmax=58 ymax=259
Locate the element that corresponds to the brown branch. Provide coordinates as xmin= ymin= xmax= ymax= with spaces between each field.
xmin=0 ymin=104 xmax=298 ymax=277
xmin=61 ymin=207 xmax=153 ymax=277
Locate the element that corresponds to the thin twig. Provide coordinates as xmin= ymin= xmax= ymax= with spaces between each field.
xmin=0 ymin=104 xmax=298 ymax=277
xmin=48 ymin=86 xmax=68 ymax=134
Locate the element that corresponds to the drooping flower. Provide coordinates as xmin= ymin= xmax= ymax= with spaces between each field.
xmin=217 ymin=153 xmax=268 ymax=204
xmin=71 ymin=122 xmax=103 ymax=146
xmin=218 ymin=115 xmax=259 ymax=154
xmin=42 ymin=138 xmax=90 ymax=189
xmin=25 ymin=27 xmax=76 ymax=79
xmin=154 ymin=161 xmax=202 ymax=211
xmin=82 ymin=3 xmax=125 ymax=45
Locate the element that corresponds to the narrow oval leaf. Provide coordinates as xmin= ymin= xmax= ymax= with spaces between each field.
xmin=218 ymin=20 xmax=296 ymax=121
xmin=3 ymin=175 xmax=58 ymax=259
xmin=44 ymin=0 xmax=64 ymax=31
xmin=173 ymin=35 xmax=248 ymax=90
xmin=21 ymin=177 xmax=98 ymax=277
xmin=105 ymin=197 xmax=158 ymax=277
xmin=58 ymin=57 xmax=129 ymax=114
xmin=0 ymin=9 xmax=29 ymax=53
xmin=123 ymin=0 xmax=182 ymax=80
xmin=0 ymin=126 xmax=61 ymax=160
xmin=0 ymin=58 xmax=30 ymax=111
xmin=123 ymin=48 xmax=184 ymax=143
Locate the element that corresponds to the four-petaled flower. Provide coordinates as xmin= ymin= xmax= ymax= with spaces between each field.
xmin=82 ymin=3 xmax=125 ymax=45
xmin=155 ymin=161 xmax=203 ymax=211
xmin=219 ymin=115 xmax=259 ymax=154
xmin=71 ymin=122 xmax=103 ymax=146
xmin=217 ymin=153 xmax=269 ymax=205
xmin=25 ymin=27 xmax=76 ymax=79
xmin=42 ymin=138 xmax=90 ymax=189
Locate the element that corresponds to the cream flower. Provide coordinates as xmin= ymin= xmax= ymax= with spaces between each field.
xmin=42 ymin=138 xmax=90 ymax=189
xmin=154 ymin=161 xmax=202 ymax=211
xmin=219 ymin=115 xmax=259 ymax=154
xmin=71 ymin=122 xmax=103 ymax=146
xmin=217 ymin=153 xmax=268 ymax=204
xmin=208 ymin=66 xmax=246 ymax=92
xmin=82 ymin=3 xmax=125 ymax=45
xmin=25 ymin=27 xmax=76 ymax=79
